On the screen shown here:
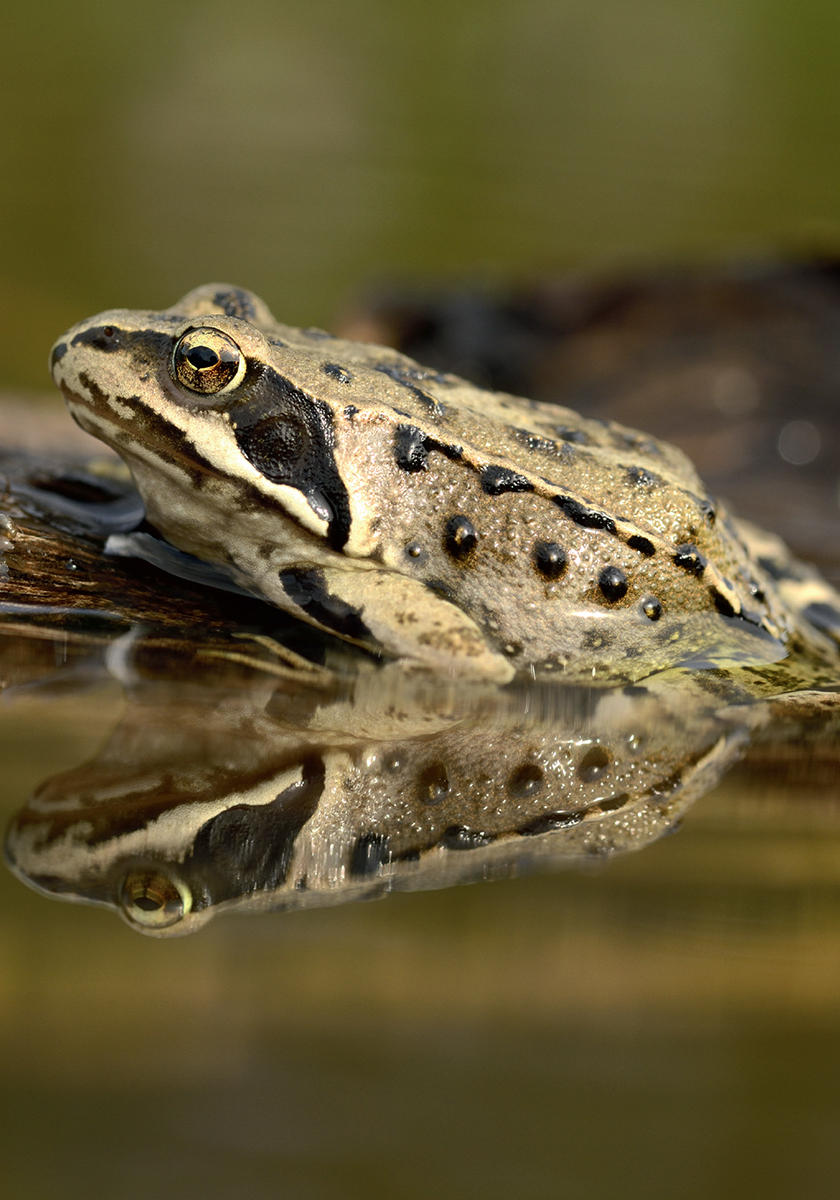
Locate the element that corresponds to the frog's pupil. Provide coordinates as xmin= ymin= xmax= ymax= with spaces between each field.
xmin=187 ymin=345 xmax=219 ymax=370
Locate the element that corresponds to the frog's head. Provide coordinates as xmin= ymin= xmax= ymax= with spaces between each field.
xmin=50 ymin=285 xmax=518 ymax=679
xmin=50 ymin=284 xmax=357 ymax=549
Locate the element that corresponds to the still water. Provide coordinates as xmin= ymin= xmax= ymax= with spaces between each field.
xmin=3 ymin=0 xmax=840 ymax=1196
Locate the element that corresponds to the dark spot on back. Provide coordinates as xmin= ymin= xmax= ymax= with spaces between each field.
xmin=803 ymin=601 xmax=840 ymax=636
xmin=418 ymin=762 xmax=450 ymax=805
xmin=626 ymin=466 xmax=658 ymax=487
xmin=642 ymin=596 xmax=662 ymax=621
xmin=212 ymin=288 xmax=259 ymax=320
xmin=519 ymin=809 xmax=585 ymax=835
xmin=440 ymin=825 xmax=495 ymax=850
xmin=598 ymin=566 xmax=628 ymax=602
xmin=593 ymin=793 xmax=630 ymax=813
xmin=627 ymin=535 xmax=655 ymax=557
xmin=395 ymin=424 xmax=429 ymax=472
xmin=50 ymin=342 xmax=67 ymax=367
xmin=748 ymin=578 xmax=767 ymax=603
xmin=508 ymin=426 xmax=557 ymax=454
xmin=578 ymin=745 xmax=611 ymax=782
xmin=323 ymin=362 xmax=352 ymax=383
xmin=757 ymin=556 xmax=795 ymax=582
xmin=507 ymin=763 xmax=544 ymax=798
xmin=445 ymin=515 xmax=477 ymax=560
xmin=712 ymin=589 xmax=736 ymax=618
xmin=481 ymin=465 xmax=534 ymax=496
xmin=554 ymin=426 xmax=590 ymax=445
xmin=375 ymin=364 xmax=443 ymax=415
xmin=534 ymin=541 xmax=568 ymax=579
xmin=555 ymin=496 xmax=617 ymax=535
xmin=673 ymin=544 xmax=707 ymax=575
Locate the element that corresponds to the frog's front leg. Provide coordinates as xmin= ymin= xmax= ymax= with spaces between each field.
xmin=276 ymin=564 xmax=515 ymax=683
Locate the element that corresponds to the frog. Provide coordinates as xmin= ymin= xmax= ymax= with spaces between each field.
xmin=48 ymin=284 xmax=840 ymax=686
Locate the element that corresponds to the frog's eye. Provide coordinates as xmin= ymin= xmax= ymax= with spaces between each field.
xmin=171 ymin=328 xmax=246 ymax=395
xmin=117 ymin=865 xmax=192 ymax=931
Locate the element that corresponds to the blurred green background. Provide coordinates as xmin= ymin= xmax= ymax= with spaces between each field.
xmin=4 ymin=0 xmax=840 ymax=389
xmin=4 ymin=2 xmax=840 ymax=1197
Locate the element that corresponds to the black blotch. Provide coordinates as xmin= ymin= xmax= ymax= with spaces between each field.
xmin=803 ymin=602 xmax=840 ymax=635
xmin=699 ymin=498 xmax=717 ymax=523
xmin=626 ymin=467 xmax=658 ymax=487
xmin=71 ymin=326 xmax=174 ymax=359
xmin=418 ymin=762 xmax=450 ymax=805
xmin=593 ymin=793 xmax=630 ymax=813
xmin=394 ymin=424 xmax=462 ymax=472
xmin=555 ymin=496 xmax=617 ymax=535
xmin=280 ymin=567 xmax=371 ymax=641
xmin=440 ymin=825 xmax=495 ymax=850
xmin=343 ymin=405 xmax=358 ymax=419
xmin=748 ymin=579 xmax=767 ymax=603
xmin=349 ymin=833 xmax=391 ymax=877
xmin=642 ymin=596 xmax=662 ymax=621
xmin=375 ymin=364 xmax=443 ymax=414
xmin=213 ymin=287 xmax=259 ymax=320
xmin=673 ymin=544 xmax=707 ymax=575
xmin=614 ymin=432 xmax=660 ymax=455
xmin=627 ymin=535 xmax=655 ymax=557
xmin=183 ymin=757 xmax=324 ymax=907
xmin=324 ymin=362 xmax=352 ymax=383
xmin=598 ymin=566 xmax=628 ymax=602
xmin=445 ymin=515 xmax=478 ymax=560
xmin=509 ymin=426 xmax=557 ymax=454
xmin=578 ymin=745 xmax=611 ymax=782
xmin=507 ymin=763 xmax=544 ymax=798
xmin=554 ymin=426 xmax=590 ymax=445
xmin=534 ymin=541 xmax=568 ymax=579
xmin=50 ymin=342 xmax=67 ymax=367
xmin=395 ymin=424 xmax=429 ymax=472
xmin=519 ymin=809 xmax=585 ymax=835
xmin=712 ymin=590 xmax=737 ymax=618
xmin=757 ymin=556 xmax=796 ymax=582
xmin=648 ymin=770 xmax=683 ymax=798
xmin=481 ymin=465 xmax=534 ymax=496
xmin=231 ymin=368 xmax=352 ymax=550
xmin=583 ymin=629 xmax=613 ymax=650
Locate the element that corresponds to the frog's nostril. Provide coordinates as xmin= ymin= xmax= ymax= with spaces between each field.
xmin=50 ymin=342 xmax=68 ymax=369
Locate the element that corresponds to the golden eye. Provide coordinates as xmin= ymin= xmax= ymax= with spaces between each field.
xmin=118 ymin=866 xmax=192 ymax=931
xmin=171 ymin=328 xmax=246 ymax=394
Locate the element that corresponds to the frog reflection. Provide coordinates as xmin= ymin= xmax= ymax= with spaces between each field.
xmin=6 ymin=666 xmax=750 ymax=935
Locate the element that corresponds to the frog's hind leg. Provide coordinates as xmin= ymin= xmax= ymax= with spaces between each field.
xmin=733 ymin=518 xmax=840 ymax=653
